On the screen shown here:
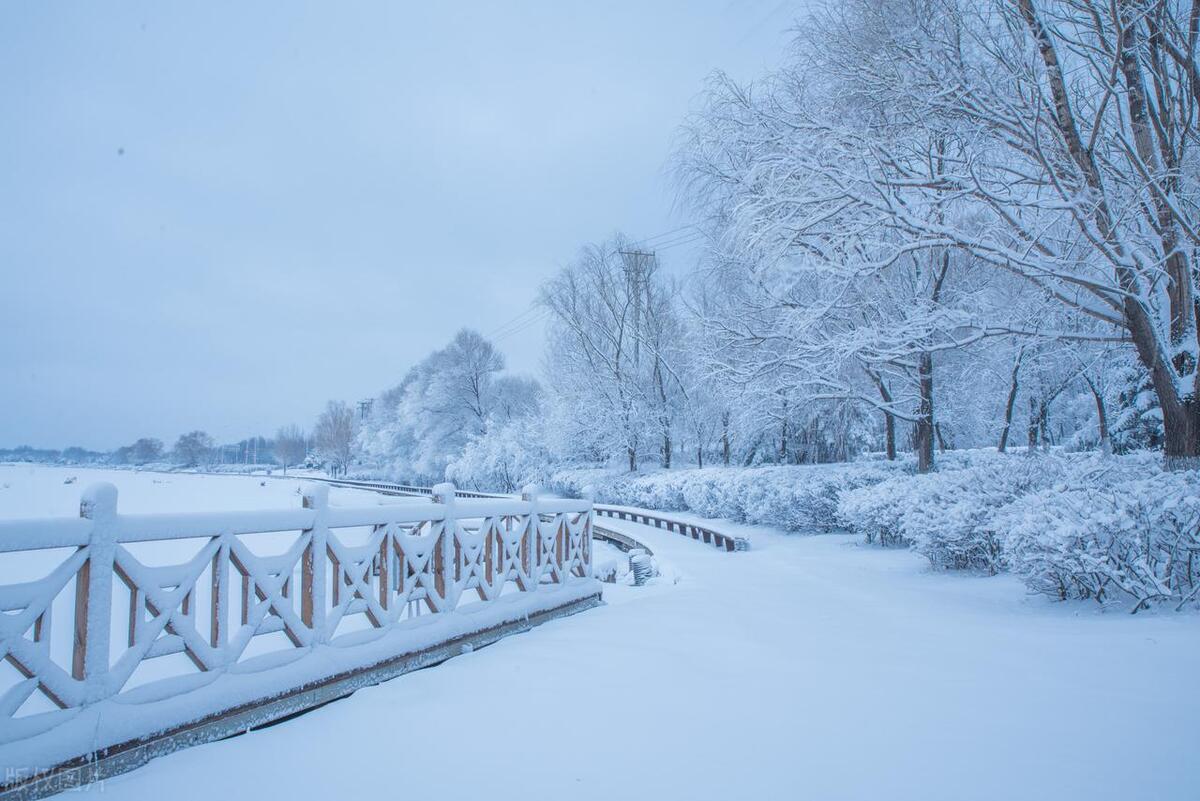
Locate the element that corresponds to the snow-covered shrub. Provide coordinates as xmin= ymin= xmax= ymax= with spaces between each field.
xmin=445 ymin=417 xmax=553 ymax=493
xmin=678 ymin=469 xmax=747 ymax=521
xmin=897 ymin=459 xmax=1072 ymax=572
xmin=549 ymin=460 xmax=902 ymax=532
xmin=999 ymin=470 xmax=1200 ymax=611
xmin=837 ymin=451 xmax=1165 ymax=575
xmin=838 ymin=473 xmax=933 ymax=548
xmin=545 ymin=467 xmax=617 ymax=499
xmin=730 ymin=464 xmax=893 ymax=531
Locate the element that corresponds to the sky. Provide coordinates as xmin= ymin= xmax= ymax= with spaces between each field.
xmin=1 ymin=1 xmax=798 ymax=451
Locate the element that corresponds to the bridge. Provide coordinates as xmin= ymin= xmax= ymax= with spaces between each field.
xmin=0 ymin=481 xmax=600 ymax=798
xmin=302 ymin=476 xmax=751 ymax=552
xmin=0 ymin=473 xmax=745 ymax=799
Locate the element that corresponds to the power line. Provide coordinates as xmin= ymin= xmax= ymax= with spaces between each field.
xmin=486 ymin=303 xmax=542 ymax=338
xmin=484 ymin=222 xmax=706 ymax=345
xmin=647 ymin=231 xmax=706 ymax=252
xmin=624 ymin=224 xmax=697 ymax=249
xmin=492 ymin=308 xmax=550 ymax=343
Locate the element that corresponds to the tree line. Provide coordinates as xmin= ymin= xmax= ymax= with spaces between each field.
xmin=354 ymin=0 xmax=1192 ymax=482
xmin=10 ymin=421 xmax=334 ymax=475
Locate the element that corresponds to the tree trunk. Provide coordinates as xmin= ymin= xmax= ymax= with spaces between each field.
xmin=998 ymin=350 xmax=1024 ymax=453
xmin=1038 ymin=402 xmax=1051 ymax=451
xmin=662 ymin=432 xmax=671 ymax=469
xmin=743 ymin=434 xmax=761 ymax=467
xmin=1160 ymin=388 xmax=1200 ymax=470
xmin=779 ymin=400 xmax=789 ymax=464
xmin=1027 ymin=395 xmax=1039 ymax=453
xmin=883 ymin=413 xmax=896 ymax=461
xmin=1090 ymin=382 xmax=1111 ymax=456
xmin=915 ymin=351 xmax=935 ymax=473
xmin=697 ymin=446 xmax=703 ymax=469
xmin=870 ymin=370 xmax=897 ymax=460
xmin=627 ymin=446 xmax=636 ymax=473
xmin=912 ymin=352 xmax=940 ymax=472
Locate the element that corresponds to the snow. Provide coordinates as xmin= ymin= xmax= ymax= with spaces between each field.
xmin=0 ymin=465 xmax=390 ymax=519
xmin=551 ymin=460 xmax=906 ymax=533
xmin=556 ymin=451 xmax=1200 ymax=610
xmin=2 ymin=466 xmax=1198 ymax=800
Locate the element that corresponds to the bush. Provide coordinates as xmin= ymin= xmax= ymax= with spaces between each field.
xmin=1000 ymin=470 xmax=1200 ymax=611
xmin=840 ymin=456 xmax=1106 ymax=570
xmin=548 ymin=460 xmax=903 ymax=532
xmin=836 ymin=450 xmax=1200 ymax=611
xmin=897 ymin=459 xmax=1072 ymax=572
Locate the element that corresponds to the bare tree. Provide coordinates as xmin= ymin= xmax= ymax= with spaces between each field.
xmin=129 ymin=437 xmax=164 ymax=465
xmin=540 ymin=235 xmax=688 ymax=471
xmin=174 ymin=430 xmax=215 ymax=467
xmin=313 ymin=401 xmax=356 ymax=476
xmin=275 ymin=425 xmax=307 ymax=474
xmin=997 ymin=348 xmax=1026 ymax=454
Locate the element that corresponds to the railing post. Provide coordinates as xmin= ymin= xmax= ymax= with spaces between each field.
xmin=76 ymin=483 xmax=117 ymax=700
xmin=581 ymin=485 xmax=596 ymax=579
xmin=432 ymin=483 xmax=457 ymax=610
xmin=301 ymin=484 xmax=329 ymax=643
xmin=521 ymin=484 xmax=540 ymax=589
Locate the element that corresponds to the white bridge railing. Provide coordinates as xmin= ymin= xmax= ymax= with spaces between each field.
xmin=0 ymin=482 xmax=595 ymax=795
xmin=306 ymin=476 xmax=749 ymax=552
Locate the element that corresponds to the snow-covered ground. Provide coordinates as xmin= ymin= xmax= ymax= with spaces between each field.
xmin=3 ymin=466 xmax=1198 ymax=800
xmin=0 ymin=464 xmax=389 ymax=519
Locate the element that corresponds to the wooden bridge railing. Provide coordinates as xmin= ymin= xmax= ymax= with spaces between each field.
xmin=591 ymin=507 xmax=750 ymax=552
xmin=306 ymin=477 xmax=749 ymax=552
xmin=305 ymin=477 xmax=502 ymax=499
xmin=0 ymin=482 xmax=596 ymax=797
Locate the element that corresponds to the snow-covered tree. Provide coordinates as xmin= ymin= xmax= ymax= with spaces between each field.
xmin=354 ymin=330 xmax=540 ymax=480
xmin=540 ymin=236 xmax=690 ymax=471
xmin=446 ymin=415 xmax=554 ymax=493
xmin=128 ymin=437 xmax=164 ymax=465
xmin=681 ymin=0 xmax=1198 ymax=469
xmin=173 ymin=430 xmax=215 ymax=467
xmin=274 ymin=425 xmax=307 ymax=474
xmin=313 ymin=401 xmax=356 ymax=476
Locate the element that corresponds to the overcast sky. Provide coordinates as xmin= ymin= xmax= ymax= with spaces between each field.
xmin=1 ymin=2 xmax=797 ymax=450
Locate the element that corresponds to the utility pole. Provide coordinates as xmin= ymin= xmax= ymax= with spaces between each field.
xmin=618 ymin=249 xmax=656 ymax=368
xmin=357 ymin=398 xmax=374 ymax=420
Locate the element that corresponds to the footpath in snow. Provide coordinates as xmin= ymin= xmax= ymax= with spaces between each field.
xmin=2 ymin=466 xmax=1197 ymax=801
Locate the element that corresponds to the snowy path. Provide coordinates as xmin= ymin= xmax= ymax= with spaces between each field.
xmin=87 ymin=508 xmax=1199 ymax=801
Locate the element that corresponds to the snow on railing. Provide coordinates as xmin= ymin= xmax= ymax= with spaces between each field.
xmin=306 ymin=477 xmax=503 ymax=500
xmin=307 ymin=477 xmax=748 ymax=552
xmin=592 ymin=506 xmax=749 ymax=552
xmin=0 ymin=481 xmax=594 ymax=788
